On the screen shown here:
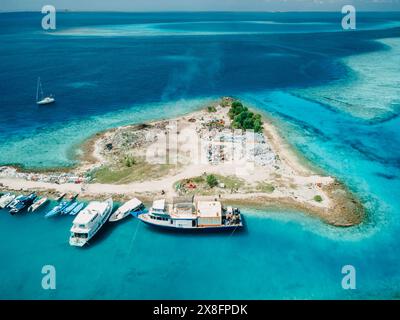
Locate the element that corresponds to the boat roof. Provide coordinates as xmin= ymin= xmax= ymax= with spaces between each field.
xmin=173 ymin=195 xmax=194 ymax=205
xmin=119 ymin=198 xmax=142 ymax=212
xmin=196 ymin=201 xmax=222 ymax=218
xmin=152 ymin=199 xmax=166 ymax=210
xmin=73 ymin=201 xmax=108 ymax=225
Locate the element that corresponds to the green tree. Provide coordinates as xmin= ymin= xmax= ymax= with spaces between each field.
xmin=231 ymin=101 xmax=243 ymax=109
xmin=253 ymin=118 xmax=263 ymax=132
xmin=243 ymin=118 xmax=254 ymax=129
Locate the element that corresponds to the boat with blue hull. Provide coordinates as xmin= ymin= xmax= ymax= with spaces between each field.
xmin=46 ymin=194 xmax=79 ymax=218
xmin=45 ymin=201 xmax=69 ymax=218
xmin=130 ymin=208 xmax=148 ymax=218
xmin=8 ymin=193 xmax=37 ymax=215
xmin=70 ymin=202 xmax=85 ymax=216
xmin=138 ymin=197 xmax=242 ymax=232
xmin=62 ymin=201 xmax=78 ymax=215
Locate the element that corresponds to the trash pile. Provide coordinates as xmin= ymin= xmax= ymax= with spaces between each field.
xmin=199 ymin=129 xmax=278 ymax=167
xmin=0 ymin=166 xmax=91 ymax=185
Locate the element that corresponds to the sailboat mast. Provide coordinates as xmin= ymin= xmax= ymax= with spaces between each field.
xmin=36 ymin=77 xmax=40 ymax=102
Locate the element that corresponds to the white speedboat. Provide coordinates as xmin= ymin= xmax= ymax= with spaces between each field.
xmin=28 ymin=197 xmax=48 ymax=212
xmin=69 ymin=198 xmax=113 ymax=247
xmin=109 ymin=198 xmax=144 ymax=222
xmin=36 ymin=77 xmax=55 ymax=105
xmin=0 ymin=193 xmax=16 ymax=209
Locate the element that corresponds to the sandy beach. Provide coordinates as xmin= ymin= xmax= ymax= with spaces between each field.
xmin=0 ymin=97 xmax=364 ymax=226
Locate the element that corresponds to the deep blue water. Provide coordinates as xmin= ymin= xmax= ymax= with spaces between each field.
xmin=1 ymin=12 xmax=400 ymax=299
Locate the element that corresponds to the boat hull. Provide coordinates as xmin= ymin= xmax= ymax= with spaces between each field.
xmin=138 ymin=214 xmax=243 ymax=233
xmin=28 ymin=198 xmax=48 ymax=212
xmin=109 ymin=200 xmax=144 ymax=222
xmin=37 ymin=97 xmax=55 ymax=105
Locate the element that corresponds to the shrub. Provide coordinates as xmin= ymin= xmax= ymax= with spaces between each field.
xmin=314 ymin=195 xmax=323 ymax=202
xmin=206 ymin=174 xmax=218 ymax=188
xmin=207 ymin=106 xmax=217 ymax=113
xmin=124 ymin=156 xmax=136 ymax=167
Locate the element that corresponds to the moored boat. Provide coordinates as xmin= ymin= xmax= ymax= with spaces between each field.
xmin=138 ymin=197 xmax=243 ymax=231
xmin=109 ymin=197 xmax=144 ymax=222
xmin=62 ymin=201 xmax=78 ymax=215
xmin=69 ymin=198 xmax=113 ymax=247
xmin=45 ymin=200 xmax=69 ymax=218
xmin=8 ymin=193 xmax=37 ymax=215
xmin=70 ymin=202 xmax=85 ymax=216
xmin=56 ymin=193 xmax=66 ymax=202
xmin=28 ymin=197 xmax=48 ymax=212
xmin=0 ymin=193 xmax=16 ymax=209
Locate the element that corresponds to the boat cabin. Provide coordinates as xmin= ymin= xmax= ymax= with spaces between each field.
xmin=196 ymin=201 xmax=222 ymax=227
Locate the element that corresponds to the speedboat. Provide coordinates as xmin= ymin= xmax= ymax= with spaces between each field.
xmin=62 ymin=201 xmax=78 ymax=215
xmin=45 ymin=201 xmax=69 ymax=218
xmin=109 ymin=198 xmax=144 ymax=222
xmin=0 ymin=193 xmax=16 ymax=209
xmin=28 ymin=197 xmax=48 ymax=212
xmin=9 ymin=193 xmax=37 ymax=214
xmin=7 ymin=195 xmax=23 ymax=209
xmin=56 ymin=193 xmax=66 ymax=201
xmin=69 ymin=198 xmax=113 ymax=247
xmin=70 ymin=202 xmax=85 ymax=216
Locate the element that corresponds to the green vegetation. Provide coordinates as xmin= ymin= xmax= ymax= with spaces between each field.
xmin=175 ymin=174 xmax=246 ymax=195
xmin=228 ymin=101 xmax=263 ymax=133
xmin=256 ymin=182 xmax=275 ymax=193
xmin=207 ymin=105 xmax=217 ymax=113
xmin=206 ymin=174 xmax=218 ymax=188
xmin=91 ymin=161 xmax=172 ymax=184
xmin=314 ymin=195 xmax=323 ymax=202
xmin=216 ymin=175 xmax=245 ymax=190
xmin=192 ymin=176 xmax=205 ymax=183
xmin=123 ymin=155 xmax=136 ymax=167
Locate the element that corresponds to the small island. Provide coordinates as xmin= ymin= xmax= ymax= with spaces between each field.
xmin=0 ymin=97 xmax=364 ymax=227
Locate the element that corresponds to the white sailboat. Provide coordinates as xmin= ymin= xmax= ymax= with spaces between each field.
xmin=36 ymin=77 xmax=55 ymax=105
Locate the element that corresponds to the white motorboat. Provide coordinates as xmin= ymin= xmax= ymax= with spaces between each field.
xmin=69 ymin=198 xmax=113 ymax=247
xmin=109 ymin=198 xmax=144 ymax=222
xmin=0 ymin=193 xmax=16 ymax=209
xmin=28 ymin=197 xmax=48 ymax=212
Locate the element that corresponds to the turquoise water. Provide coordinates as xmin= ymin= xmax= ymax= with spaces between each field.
xmin=1 ymin=12 xmax=400 ymax=299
